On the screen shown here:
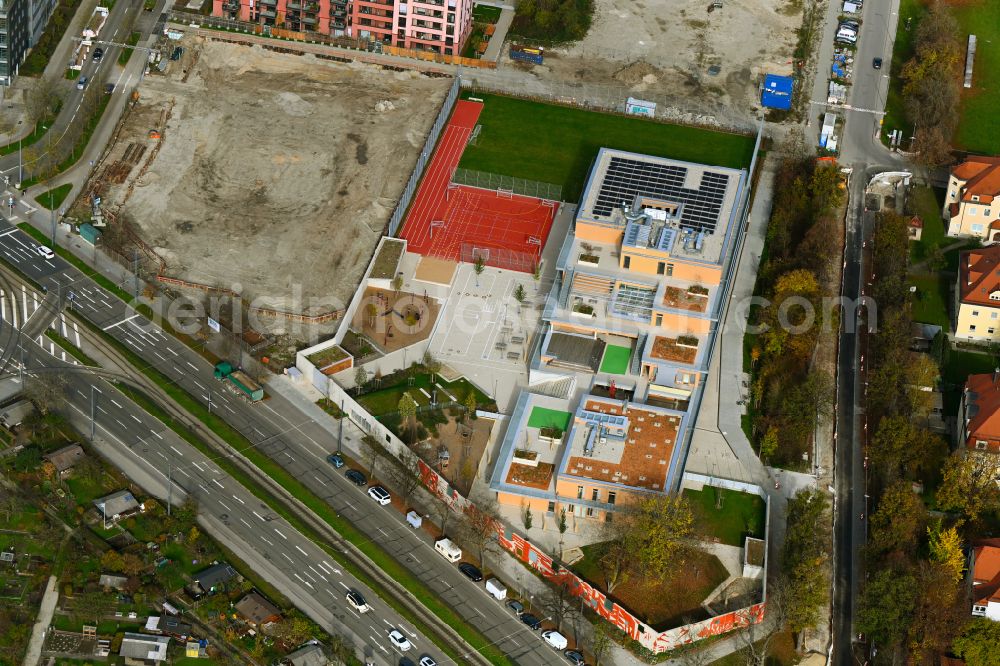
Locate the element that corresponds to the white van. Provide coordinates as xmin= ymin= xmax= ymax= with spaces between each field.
xmin=542 ymin=630 xmax=568 ymax=650
xmin=485 ymin=578 xmax=507 ymax=600
xmin=434 ymin=538 xmax=462 ymax=563
xmin=835 ymin=27 xmax=857 ymax=43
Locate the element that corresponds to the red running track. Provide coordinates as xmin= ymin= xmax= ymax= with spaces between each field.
xmin=400 ymin=100 xmax=557 ymax=271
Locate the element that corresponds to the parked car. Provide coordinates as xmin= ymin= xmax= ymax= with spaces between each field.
xmin=458 ymin=562 xmax=483 ymax=582
xmin=345 ymin=469 xmax=367 ymax=485
xmin=388 ymin=629 xmax=412 ymax=652
xmin=346 ymin=589 xmax=371 ymax=613
xmin=507 ymin=600 xmax=524 ymax=616
xmin=92 ymin=47 xmax=104 ymax=61
xmin=419 ymin=657 xmax=438 ymax=666
xmin=367 ymin=485 xmax=391 ymax=506
xmin=520 ymin=613 xmax=541 ymax=630
xmin=399 ymin=659 xmax=416 ymax=666
xmin=840 ymin=19 xmax=860 ymax=29
xmin=873 ymin=57 xmax=883 ymax=69
xmin=564 ymin=650 xmax=586 ymax=665
xmin=35 ymin=245 xmax=55 ymax=259
xmin=542 ymin=630 xmax=568 ymax=650
xmin=326 ymin=453 xmax=345 ymax=468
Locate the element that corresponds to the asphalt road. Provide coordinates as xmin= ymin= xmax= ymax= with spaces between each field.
xmin=0 ymin=214 xmax=559 ymax=665
xmin=0 ymin=236 xmax=447 ymax=666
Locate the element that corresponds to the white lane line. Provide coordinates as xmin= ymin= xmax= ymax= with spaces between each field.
xmin=170 ymin=446 xmax=183 ymax=456
xmin=198 ymin=484 xmax=210 ymax=494
xmin=260 ymin=535 xmax=273 ymax=545
xmin=338 ymin=581 xmax=349 ymax=590
xmin=186 ymin=361 xmax=198 ymax=370
xmin=110 ymin=399 xmax=123 ymax=408
xmin=152 ymin=431 xmax=163 ymax=440
xmin=252 ymin=511 xmax=265 ymax=522
xmin=218 ymin=500 xmax=232 ymax=511
xmin=97 ymin=406 xmax=108 ymax=414
xmin=115 ymin=419 xmax=126 ymax=428
xmin=154 ymin=351 xmax=166 ymax=360
xmin=295 ymin=545 xmax=308 ymax=556
xmin=274 ymin=528 xmax=288 ymax=539
xmin=103 ymin=314 xmax=139 ymax=330
xmin=282 ymin=553 xmax=293 ymax=563
xmin=155 ymin=451 xmax=167 ymax=460
xmin=212 ymin=479 xmax=224 ymax=488
xmin=231 ymin=495 xmax=245 ymax=504
xmin=240 ymin=518 xmax=251 ymax=528
xmin=130 ymin=414 xmax=141 ymax=423
xmin=177 ymin=468 xmax=191 ymax=478
xmin=193 ymin=462 xmax=205 ymax=471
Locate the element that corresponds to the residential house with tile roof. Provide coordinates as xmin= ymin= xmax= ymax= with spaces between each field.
xmin=971 ymin=538 xmax=1000 ymax=621
xmin=945 ymin=156 xmax=1000 ymax=240
xmin=955 ymin=246 xmax=1000 ymax=342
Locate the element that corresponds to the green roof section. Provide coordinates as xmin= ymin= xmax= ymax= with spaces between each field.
xmin=527 ymin=406 xmax=572 ymax=431
xmin=599 ymin=344 xmax=631 ymax=375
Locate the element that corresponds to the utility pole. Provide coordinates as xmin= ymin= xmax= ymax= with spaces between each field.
xmin=167 ymin=458 xmax=173 ymax=517
xmin=337 ymin=399 xmax=344 ymax=453
xmin=90 ymin=385 xmax=96 ymax=439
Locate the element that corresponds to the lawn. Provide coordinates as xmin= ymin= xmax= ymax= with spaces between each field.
xmin=457 ymin=92 xmax=755 ymax=202
xmin=574 ymin=542 xmax=729 ymax=629
xmin=65 ymin=473 xmax=110 ymax=505
xmin=949 ymin=0 xmax=1000 ymax=153
xmin=472 ymin=3 xmax=502 ymax=22
xmin=683 ymin=487 xmax=766 ymax=547
xmin=35 ymin=183 xmax=73 ymax=211
xmin=599 ymin=344 xmax=631 ymax=374
xmin=907 ymin=186 xmax=946 ymax=264
xmin=19 ymin=94 xmax=113 ymax=188
xmin=880 ymin=0 xmax=925 ymax=145
xmin=357 ymin=373 xmax=493 ymax=416
xmin=119 ymin=31 xmax=141 ymax=66
xmin=908 ymin=272 xmax=951 ymax=327
xmin=526 ymin=406 xmax=572 ymax=430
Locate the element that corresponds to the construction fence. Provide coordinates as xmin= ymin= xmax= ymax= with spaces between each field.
xmin=386 ymin=74 xmax=461 ymax=236
xmin=451 ymin=168 xmax=563 ymax=202
xmin=459 ymin=242 xmax=539 ymax=274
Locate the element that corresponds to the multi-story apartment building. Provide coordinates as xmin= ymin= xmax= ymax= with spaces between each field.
xmin=0 ymin=0 xmax=57 ymax=85
xmin=212 ymin=0 xmax=471 ymax=54
xmin=944 ymin=155 xmax=1000 ymax=240
xmin=489 ymin=149 xmax=748 ymax=521
xmin=955 ymin=245 xmax=1000 ymax=343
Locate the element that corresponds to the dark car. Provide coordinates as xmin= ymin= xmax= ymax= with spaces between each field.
xmin=92 ymin=47 xmax=104 ymax=62
xmin=564 ymin=650 xmax=586 ymax=665
xmin=104 ymin=83 xmax=115 ymax=94
xmin=458 ymin=562 xmax=483 ymax=582
xmin=399 ymin=659 xmax=416 ymax=666
xmin=520 ymin=613 xmax=542 ymax=630
xmin=327 ymin=453 xmax=345 ymax=468
xmin=873 ymin=57 xmax=883 ymax=69
xmin=507 ymin=600 xmax=524 ymax=616
xmin=345 ymin=469 xmax=367 ymax=485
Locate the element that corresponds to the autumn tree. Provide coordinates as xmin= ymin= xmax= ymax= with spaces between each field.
xmin=422 ymin=350 xmax=441 ymax=384
xmin=936 ymin=452 xmax=1000 ymax=522
xmin=868 ymin=415 xmax=945 ymax=482
xmin=540 ymin=579 xmax=579 ymax=633
xmin=927 ymin=521 xmax=964 ymax=583
xmin=624 ymin=494 xmax=694 ymax=583
xmin=857 ymin=565 xmax=918 ymax=655
xmin=953 ymin=618 xmax=1000 ymax=666
xmin=121 ymin=553 xmax=144 ymax=577
xmin=397 ymin=392 xmax=419 ymax=444
xmin=867 ymin=480 xmax=927 ymax=557
xmin=782 ymin=489 xmax=831 ymax=650
xmin=100 ymin=549 xmax=125 ymax=573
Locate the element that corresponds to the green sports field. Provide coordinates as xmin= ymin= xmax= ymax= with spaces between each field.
xmin=458 ymin=92 xmax=755 ymax=202
xmin=951 ymin=1 xmax=1000 ymax=153
xmin=599 ymin=344 xmax=631 ymax=375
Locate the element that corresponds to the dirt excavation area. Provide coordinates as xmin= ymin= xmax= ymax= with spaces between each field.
xmin=93 ymin=37 xmax=450 ymax=314
xmin=534 ymin=0 xmax=802 ymax=113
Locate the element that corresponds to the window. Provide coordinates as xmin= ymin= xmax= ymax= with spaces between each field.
xmin=972 ymin=223 xmax=984 ymax=233
xmin=585 ymin=507 xmax=595 ymax=517
xmin=666 ymin=264 xmax=674 ymax=276
xmin=973 ymin=311 xmax=980 ymax=317
xmin=591 ymin=488 xmax=599 ymax=501
xmin=977 ymin=440 xmax=989 ymax=450
xmin=567 ymin=504 xmax=575 ymax=514
xmin=971 ymin=325 xmax=977 ymax=332
xmin=547 ymin=501 xmax=555 ymax=513
xmin=657 ymin=262 xmax=665 ymax=275
xmin=993 ymin=309 xmax=999 ymax=315
xmin=655 ymin=313 xmax=663 ymax=326
xmin=577 ymin=486 xmax=584 ymax=499
xmin=623 ymin=256 xmax=631 ymax=269
xmin=990 ymin=328 xmax=996 ymax=335
xmin=987 ymin=210 xmax=992 ymax=217
xmin=969 ymin=206 xmax=978 ymax=216
xmin=607 ymin=491 xmax=616 ymax=505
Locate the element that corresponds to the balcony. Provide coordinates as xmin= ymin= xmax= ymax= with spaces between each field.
xmin=413 ymin=8 xmax=442 ymax=17
xmin=303 ymin=14 xmax=316 ymax=22
xmin=286 ymin=2 xmax=300 ymax=9
xmin=412 ymin=19 xmax=440 ymax=29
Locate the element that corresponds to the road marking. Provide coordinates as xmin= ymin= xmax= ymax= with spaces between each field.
xmin=295 ymin=545 xmax=308 ymax=556
xmin=152 ymin=431 xmax=163 ymax=440
xmin=212 ymin=479 xmax=224 ymax=488
xmin=177 ymin=468 xmax=191 ymax=478
xmin=156 ymin=451 xmax=167 ymax=460
xmin=283 ymin=553 xmax=293 ymax=562
xmin=103 ymin=314 xmax=139 ymax=330
xmin=338 ymin=581 xmax=349 ymax=590
xmin=252 ymin=511 xmax=265 ymax=522
xmin=154 ymin=351 xmax=165 ymax=360
xmin=274 ymin=528 xmax=288 ymax=539
xmin=186 ymin=361 xmax=198 ymax=370
xmin=115 ymin=419 xmax=126 ymax=428
xmin=260 ymin=535 xmax=273 ymax=545
xmin=193 ymin=462 xmax=205 ymax=471
xmin=130 ymin=414 xmax=141 ymax=423
xmin=97 ymin=406 xmax=107 ymax=414
xmin=218 ymin=500 xmax=231 ymax=511
xmin=110 ymin=399 xmax=123 ymax=408
xmin=198 ymin=484 xmax=210 ymax=494
xmin=240 ymin=518 xmax=251 ymax=527
xmin=170 ymin=446 xmax=183 ymax=456
xmin=231 ymin=495 xmax=245 ymax=504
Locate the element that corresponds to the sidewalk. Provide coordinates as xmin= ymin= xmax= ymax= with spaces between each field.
xmin=481 ymin=7 xmax=515 ymax=62
xmin=23 ymin=575 xmax=59 ymax=666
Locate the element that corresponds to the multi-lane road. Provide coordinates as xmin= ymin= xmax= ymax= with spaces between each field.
xmin=0 ymin=209 xmax=560 ymax=665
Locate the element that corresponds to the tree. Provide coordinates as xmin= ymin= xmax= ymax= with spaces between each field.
xmin=759 ymin=426 xmax=779 ymax=462
xmin=782 ymin=489 xmax=831 ymax=650
xmin=521 ymin=504 xmax=533 ymax=531
xmin=734 ymin=577 xmax=788 ymax=665
xmin=907 ymin=559 xmax=966 ymax=658
xmin=100 ymin=549 xmax=125 ymax=573
xmin=927 ymin=521 xmax=964 ymax=583
xmin=25 ymin=75 xmax=62 ymax=125
xmin=388 ymin=448 xmax=423 ymax=507
xmin=121 ymin=553 xmax=143 ymax=577
xmin=436 ymin=493 xmax=459 ymax=536
xmin=23 ymin=372 xmax=68 ymax=414
xmin=474 ymin=254 xmax=486 ymax=286
xmin=857 ymin=566 xmax=918 ymax=652
xmin=541 ymin=579 xmax=578 ymax=633
xmin=589 ymin=621 xmax=612 ymax=666
xmin=391 ymin=274 xmax=404 ymax=295
xmin=365 ymin=301 xmax=379 ymax=328
xmin=397 ymin=392 xmax=419 ymax=444
xmin=12 ymin=445 xmax=42 ymax=472
xmin=869 ymin=415 xmax=945 ymax=482
xmin=460 ymin=500 xmax=501 ymax=567
xmin=513 ymin=283 xmax=527 ymax=310
xmin=626 ymin=494 xmax=694 ymax=582
xmin=953 ymin=617 xmax=1000 ymax=666
xmin=423 ymin=350 xmax=441 ymax=384
xmin=328 ymin=633 xmax=354 ymax=665
xmin=187 ymin=525 xmax=201 ymax=546
xmin=271 ymin=613 xmax=312 ymax=648
xmin=464 ymin=391 xmax=477 ymax=422
xmin=936 ymin=452 xmax=1000 ymax=522
xmin=597 ymin=517 xmax=632 ymax=594
xmin=360 ymin=434 xmax=385 ymax=476
xmin=354 ymin=366 xmax=367 ymax=394
xmin=867 ymin=480 xmax=926 ymax=557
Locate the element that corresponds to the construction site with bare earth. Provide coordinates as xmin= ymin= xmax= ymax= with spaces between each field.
xmin=79 ymin=37 xmax=451 ymax=321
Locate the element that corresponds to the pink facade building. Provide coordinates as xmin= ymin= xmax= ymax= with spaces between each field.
xmin=213 ymin=0 xmax=472 ymax=55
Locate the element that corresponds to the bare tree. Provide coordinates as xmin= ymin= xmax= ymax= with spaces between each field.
xmin=360 ymin=434 xmax=385 ymax=477
xmin=734 ymin=577 xmax=788 ymax=665
xmin=540 ymin=579 xmax=579 ymax=633
xmin=388 ymin=448 xmax=423 ymax=508
xmin=458 ymin=498 xmax=501 ymax=567
xmin=25 ymin=76 xmax=62 ymax=125
xmin=589 ymin=621 xmax=612 ymax=666
xmin=24 ymin=372 xmax=68 ymax=414
xmin=436 ymin=493 xmax=460 ymax=536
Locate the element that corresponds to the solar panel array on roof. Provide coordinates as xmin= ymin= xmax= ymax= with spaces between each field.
xmin=593 ymin=157 xmax=731 ymax=233
xmin=580 ymin=410 xmax=628 ymax=428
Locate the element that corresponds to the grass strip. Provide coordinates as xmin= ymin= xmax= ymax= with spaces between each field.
xmin=44 ymin=328 xmax=98 ymax=366
xmin=100 ymin=359 xmax=510 ymax=665
xmin=119 ymin=32 xmax=141 ymax=66
xmin=0 ymin=107 xmax=61 ymax=157
xmin=35 ymin=183 xmax=73 ymax=210
xmin=19 ymin=95 xmax=112 ymax=189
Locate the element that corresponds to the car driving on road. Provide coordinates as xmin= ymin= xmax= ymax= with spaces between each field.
xmin=35 ymin=245 xmax=55 ymax=260
xmin=346 ymin=589 xmax=371 ymax=613
xmin=388 ymin=629 xmax=412 ymax=652
xmin=873 ymin=57 xmax=883 ymax=69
